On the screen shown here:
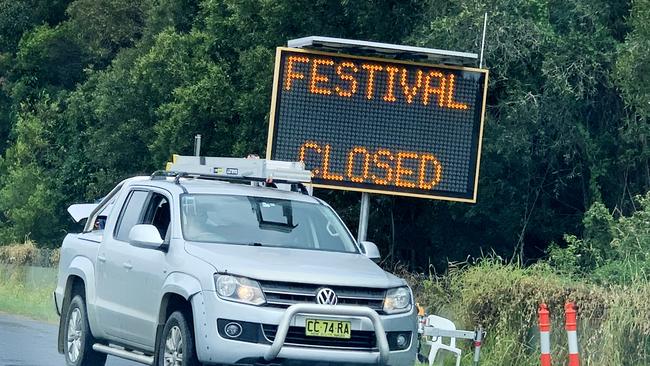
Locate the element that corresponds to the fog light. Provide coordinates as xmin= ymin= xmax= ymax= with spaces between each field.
xmin=224 ymin=322 xmax=242 ymax=338
xmin=396 ymin=334 xmax=408 ymax=348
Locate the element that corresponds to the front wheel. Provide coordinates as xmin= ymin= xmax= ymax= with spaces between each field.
xmin=157 ymin=310 xmax=200 ymax=366
xmin=63 ymin=295 xmax=107 ymax=366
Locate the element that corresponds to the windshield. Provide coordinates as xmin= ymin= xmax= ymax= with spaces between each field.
xmin=180 ymin=194 xmax=359 ymax=253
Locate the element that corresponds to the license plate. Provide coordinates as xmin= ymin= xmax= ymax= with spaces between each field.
xmin=305 ymin=318 xmax=351 ymax=339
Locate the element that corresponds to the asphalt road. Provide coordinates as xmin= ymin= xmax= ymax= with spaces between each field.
xmin=0 ymin=313 xmax=139 ymax=366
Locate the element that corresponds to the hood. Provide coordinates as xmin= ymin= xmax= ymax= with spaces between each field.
xmin=185 ymin=242 xmax=405 ymax=289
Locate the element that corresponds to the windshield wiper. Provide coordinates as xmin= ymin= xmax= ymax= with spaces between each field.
xmin=248 ymin=242 xmax=264 ymax=247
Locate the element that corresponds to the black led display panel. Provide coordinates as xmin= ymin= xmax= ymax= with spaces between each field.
xmin=266 ymin=48 xmax=489 ymax=202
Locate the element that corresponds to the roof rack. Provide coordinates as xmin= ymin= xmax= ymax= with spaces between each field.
xmin=152 ymin=155 xmax=313 ymax=195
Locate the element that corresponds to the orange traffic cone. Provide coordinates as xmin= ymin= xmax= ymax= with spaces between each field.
xmin=565 ymin=302 xmax=580 ymax=366
xmin=538 ymin=303 xmax=552 ymax=366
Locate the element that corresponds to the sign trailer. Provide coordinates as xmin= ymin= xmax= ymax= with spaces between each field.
xmin=264 ymin=36 xmax=490 ymax=365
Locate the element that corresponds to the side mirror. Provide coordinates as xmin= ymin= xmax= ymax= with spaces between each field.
xmin=129 ymin=224 xmax=164 ymax=249
xmin=359 ymin=241 xmax=381 ymax=262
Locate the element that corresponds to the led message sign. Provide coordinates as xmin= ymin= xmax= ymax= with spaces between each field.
xmin=266 ymin=47 xmax=488 ymax=202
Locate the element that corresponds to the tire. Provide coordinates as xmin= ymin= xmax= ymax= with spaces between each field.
xmin=157 ymin=310 xmax=200 ymax=366
xmin=63 ymin=295 xmax=107 ymax=366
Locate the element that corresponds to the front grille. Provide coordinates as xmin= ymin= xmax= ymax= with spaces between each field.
xmin=259 ymin=281 xmax=386 ymax=313
xmin=262 ymin=325 xmax=377 ymax=350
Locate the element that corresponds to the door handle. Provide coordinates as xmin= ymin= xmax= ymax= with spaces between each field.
xmin=97 ymin=255 xmax=107 ymax=262
xmin=123 ymin=262 xmax=133 ymax=270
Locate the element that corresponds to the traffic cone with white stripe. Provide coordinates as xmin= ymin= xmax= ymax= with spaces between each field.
xmin=538 ymin=303 xmax=552 ymax=366
xmin=565 ymin=302 xmax=580 ymax=366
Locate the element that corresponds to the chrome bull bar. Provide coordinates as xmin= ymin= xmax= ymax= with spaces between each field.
xmin=264 ymin=304 xmax=390 ymax=365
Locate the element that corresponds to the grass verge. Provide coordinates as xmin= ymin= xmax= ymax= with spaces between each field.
xmin=0 ymin=264 xmax=58 ymax=323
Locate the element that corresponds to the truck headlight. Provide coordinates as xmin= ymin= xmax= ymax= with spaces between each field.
xmin=383 ymin=287 xmax=411 ymax=314
xmin=214 ymin=274 xmax=266 ymax=305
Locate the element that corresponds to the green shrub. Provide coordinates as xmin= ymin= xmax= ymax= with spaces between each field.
xmin=549 ymin=192 xmax=650 ymax=285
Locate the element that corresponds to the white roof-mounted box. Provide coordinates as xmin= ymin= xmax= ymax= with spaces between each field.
xmin=164 ymin=155 xmax=312 ymax=184
xmin=287 ymin=36 xmax=478 ymax=67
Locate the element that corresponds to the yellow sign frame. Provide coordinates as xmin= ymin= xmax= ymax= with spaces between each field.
xmin=266 ymin=47 xmax=489 ymax=203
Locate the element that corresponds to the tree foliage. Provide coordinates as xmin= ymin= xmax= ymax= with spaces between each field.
xmin=0 ymin=0 xmax=647 ymax=267
xmin=549 ymin=192 xmax=650 ymax=284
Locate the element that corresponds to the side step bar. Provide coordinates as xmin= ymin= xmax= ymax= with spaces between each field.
xmin=92 ymin=343 xmax=154 ymax=365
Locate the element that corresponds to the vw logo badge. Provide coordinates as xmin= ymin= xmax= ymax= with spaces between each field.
xmin=316 ymin=288 xmax=338 ymax=305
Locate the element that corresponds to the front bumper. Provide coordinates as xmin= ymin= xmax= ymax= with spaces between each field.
xmin=192 ymin=291 xmax=417 ymax=365
xmin=267 ymin=304 xmax=390 ymax=363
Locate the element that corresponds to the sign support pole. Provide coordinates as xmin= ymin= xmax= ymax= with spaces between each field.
xmin=194 ymin=134 xmax=202 ymax=156
xmin=357 ymin=192 xmax=370 ymax=242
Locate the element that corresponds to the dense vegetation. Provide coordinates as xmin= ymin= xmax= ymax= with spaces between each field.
xmin=0 ymin=0 xmax=648 ymax=271
xmin=416 ymin=192 xmax=650 ymax=364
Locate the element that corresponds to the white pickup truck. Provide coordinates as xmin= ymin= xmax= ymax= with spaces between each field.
xmin=54 ymin=156 xmax=417 ymax=366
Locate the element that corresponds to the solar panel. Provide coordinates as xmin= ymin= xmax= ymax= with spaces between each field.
xmin=288 ymin=36 xmax=478 ymax=67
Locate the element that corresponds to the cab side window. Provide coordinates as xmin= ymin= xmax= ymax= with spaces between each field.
xmin=142 ymin=193 xmax=171 ymax=241
xmin=115 ymin=190 xmax=149 ymax=242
